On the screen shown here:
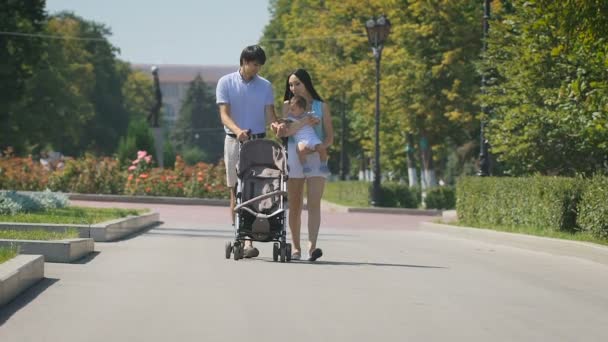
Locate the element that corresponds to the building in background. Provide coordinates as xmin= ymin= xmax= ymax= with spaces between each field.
xmin=131 ymin=64 xmax=236 ymax=127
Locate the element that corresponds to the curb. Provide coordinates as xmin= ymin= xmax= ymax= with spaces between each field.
xmin=90 ymin=212 xmax=160 ymax=242
xmin=348 ymin=207 xmax=442 ymax=216
xmin=420 ymin=221 xmax=608 ymax=266
xmin=0 ymin=254 xmax=44 ymax=306
xmin=70 ymin=194 xmax=444 ymax=216
xmin=0 ymin=212 xmax=160 ymax=242
xmin=68 ymin=193 xmax=229 ymax=206
xmin=0 ymin=239 xmax=94 ymax=263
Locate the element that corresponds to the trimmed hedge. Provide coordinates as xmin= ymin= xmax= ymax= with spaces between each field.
xmin=425 ymin=186 xmax=456 ymax=209
xmin=577 ymin=175 xmax=608 ymax=239
xmin=456 ymin=176 xmax=583 ymax=232
xmin=375 ymin=182 xmax=420 ymax=208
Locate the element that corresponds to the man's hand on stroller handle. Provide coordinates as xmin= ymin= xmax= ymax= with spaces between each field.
xmin=236 ymin=129 xmax=250 ymax=141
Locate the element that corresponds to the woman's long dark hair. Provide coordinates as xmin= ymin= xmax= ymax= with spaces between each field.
xmin=283 ymin=69 xmax=323 ymax=102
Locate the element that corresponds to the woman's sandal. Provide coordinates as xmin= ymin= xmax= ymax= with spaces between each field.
xmin=308 ymin=248 xmax=323 ymax=262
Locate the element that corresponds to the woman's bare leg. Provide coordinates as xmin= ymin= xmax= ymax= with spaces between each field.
xmin=288 ymin=178 xmax=305 ymax=255
xmin=306 ymin=176 xmax=326 ymax=254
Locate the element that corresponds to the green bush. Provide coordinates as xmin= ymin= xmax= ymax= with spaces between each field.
xmin=116 ymin=118 xmax=155 ymax=167
xmin=182 ymin=146 xmax=208 ymax=166
xmin=0 ymin=190 xmax=70 ymax=215
xmin=48 ymin=155 xmax=126 ymax=194
xmin=456 ymin=176 xmax=582 ymax=232
xmin=577 ymin=175 xmax=608 ymax=239
xmin=424 ymin=186 xmax=456 ymax=209
xmin=376 ymin=182 xmax=419 ymax=208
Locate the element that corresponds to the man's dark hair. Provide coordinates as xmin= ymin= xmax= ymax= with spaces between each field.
xmin=240 ymin=45 xmax=266 ymax=66
xmin=290 ymin=95 xmax=307 ymax=110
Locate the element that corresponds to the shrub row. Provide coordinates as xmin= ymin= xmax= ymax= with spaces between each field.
xmin=0 ymin=190 xmax=70 ymax=215
xmin=371 ymin=182 xmax=455 ymax=209
xmin=456 ymin=176 xmax=608 ymax=238
xmin=0 ymin=152 xmax=228 ymax=199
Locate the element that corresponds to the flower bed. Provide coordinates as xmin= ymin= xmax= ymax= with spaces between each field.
xmin=1 ymin=150 xmax=228 ymax=199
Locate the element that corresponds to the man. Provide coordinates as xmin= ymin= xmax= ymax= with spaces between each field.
xmin=216 ymin=45 xmax=283 ymax=258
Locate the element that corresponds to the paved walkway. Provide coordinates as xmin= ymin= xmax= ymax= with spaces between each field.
xmin=1 ymin=201 xmax=607 ymax=342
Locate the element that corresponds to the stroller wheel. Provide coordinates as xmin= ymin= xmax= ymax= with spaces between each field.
xmin=225 ymin=242 xmax=232 ymax=259
xmin=233 ymin=243 xmax=242 ymax=260
xmin=280 ymin=243 xmax=287 ymax=263
xmin=286 ymin=243 xmax=292 ymax=262
xmin=273 ymin=243 xmax=279 ymax=262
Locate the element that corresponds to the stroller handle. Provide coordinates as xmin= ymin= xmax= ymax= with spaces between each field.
xmin=233 ymin=190 xmax=288 ymax=212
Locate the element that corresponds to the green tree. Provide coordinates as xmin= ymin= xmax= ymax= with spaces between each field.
xmin=481 ymin=0 xmax=608 ymax=176
xmin=7 ymin=13 xmax=96 ymax=155
xmin=172 ymin=74 xmax=222 ymax=163
xmin=121 ymin=67 xmax=154 ymax=120
xmin=0 ymin=0 xmax=46 ymax=152
xmin=261 ymin=0 xmax=482 ymax=183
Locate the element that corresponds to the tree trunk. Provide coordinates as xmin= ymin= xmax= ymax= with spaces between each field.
xmin=406 ymin=133 xmax=418 ymax=187
xmin=419 ymin=135 xmax=437 ymax=190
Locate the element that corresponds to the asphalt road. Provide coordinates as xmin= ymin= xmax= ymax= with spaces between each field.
xmin=1 ymin=201 xmax=607 ymax=342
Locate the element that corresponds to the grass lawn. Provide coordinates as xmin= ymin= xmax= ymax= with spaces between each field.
xmin=323 ymin=181 xmax=371 ymax=207
xmin=0 ymin=246 xmax=18 ymax=264
xmin=448 ymin=220 xmax=608 ymax=247
xmin=0 ymin=228 xmax=80 ymax=241
xmin=0 ymin=206 xmax=148 ymax=225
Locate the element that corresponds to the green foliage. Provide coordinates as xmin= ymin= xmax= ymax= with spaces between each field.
xmin=116 ymin=119 xmax=156 ymax=167
xmin=481 ymin=0 xmax=608 ymax=176
xmin=163 ymin=139 xmax=177 ymax=169
xmin=0 ymin=229 xmax=79 ymax=241
xmin=323 ymin=181 xmax=370 ymax=207
xmin=0 ymin=153 xmax=49 ymax=191
xmin=376 ymin=182 xmax=420 ymax=208
xmin=171 ymin=74 xmax=223 ymax=163
xmin=456 ymin=176 xmax=583 ymax=232
xmin=47 ymin=155 xmax=126 ymax=194
xmin=0 ymin=190 xmax=69 ymax=215
xmin=261 ymin=0 xmax=482 ymax=181
xmin=181 ymin=146 xmax=208 ymax=166
xmin=577 ymin=175 xmax=608 ymax=239
xmin=424 ymin=186 xmax=456 ymax=209
xmin=0 ymin=246 xmax=18 ymax=264
xmin=0 ymin=206 xmax=144 ymax=225
xmin=0 ymin=0 xmax=46 ymax=152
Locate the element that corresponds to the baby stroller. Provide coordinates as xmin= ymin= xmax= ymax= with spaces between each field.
xmin=224 ymin=137 xmax=292 ymax=262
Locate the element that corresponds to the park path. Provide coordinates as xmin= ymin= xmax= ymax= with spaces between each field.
xmin=1 ymin=201 xmax=607 ymax=342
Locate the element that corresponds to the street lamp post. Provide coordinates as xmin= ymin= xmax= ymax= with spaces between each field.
xmin=365 ymin=15 xmax=391 ymax=206
xmin=478 ymin=0 xmax=491 ymax=176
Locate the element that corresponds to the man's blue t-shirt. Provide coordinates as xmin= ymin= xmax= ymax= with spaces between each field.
xmin=216 ymin=71 xmax=274 ymax=135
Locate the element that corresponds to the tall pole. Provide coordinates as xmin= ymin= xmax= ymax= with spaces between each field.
xmin=340 ymin=92 xmax=347 ymax=180
xmin=478 ymin=0 xmax=491 ymax=176
xmin=371 ymin=35 xmax=382 ymax=206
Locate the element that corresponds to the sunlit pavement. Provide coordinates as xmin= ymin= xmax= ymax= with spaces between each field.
xmin=1 ymin=201 xmax=607 ymax=342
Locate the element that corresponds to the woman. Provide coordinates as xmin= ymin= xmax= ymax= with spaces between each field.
xmin=281 ymin=69 xmax=334 ymax=261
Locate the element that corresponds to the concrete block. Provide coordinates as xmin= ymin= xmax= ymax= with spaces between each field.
xmin=0 ymin=255 xmax=44 ymax=306
xmin=91 ymin=212 xmax=160 ymax=242
xmin=0 ymin=239 xmax=94 ymax=263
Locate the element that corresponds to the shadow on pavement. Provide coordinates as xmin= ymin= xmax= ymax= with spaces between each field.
xmin=0 ymin=277 xmax=59 ymax=326
xmin=148 ymin=227 xmax=355 ymax=237
xmin=112 ymin=222 xmax=164 ymax=241
xmin=72 ymin=251 xmax=101 ymax=264
xmin=255 ymin=258 xmax=447 ymax=269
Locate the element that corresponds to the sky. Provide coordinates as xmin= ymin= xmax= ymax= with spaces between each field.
xmin=45 ymin=0 xmax=272 ymax=66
